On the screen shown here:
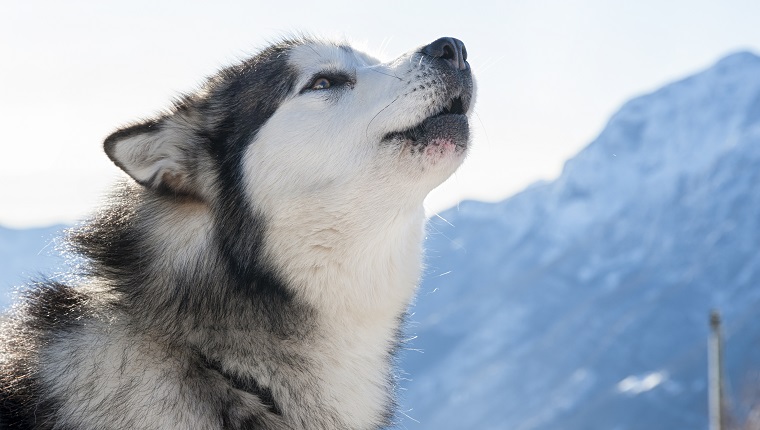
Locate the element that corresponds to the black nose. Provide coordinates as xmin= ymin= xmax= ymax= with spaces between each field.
xmin=422 ymin=37 xmax=468 ymax=71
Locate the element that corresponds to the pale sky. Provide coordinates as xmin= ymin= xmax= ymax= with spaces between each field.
xmin=2 ymin=0 xmax=759 ymax=228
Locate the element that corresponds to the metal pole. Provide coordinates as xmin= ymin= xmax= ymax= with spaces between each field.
xmin=708 ymin=310 xmax=724 ymax=430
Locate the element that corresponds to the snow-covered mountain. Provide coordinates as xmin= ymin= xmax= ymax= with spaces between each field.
xmin=2 ymin=51 xmax=760 ymax=430
xmin=398 ymin=51 xmax=760 ymax=430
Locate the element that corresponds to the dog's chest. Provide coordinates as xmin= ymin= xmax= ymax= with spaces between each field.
xmin=306 ymin=315 xmax=400 ymax=428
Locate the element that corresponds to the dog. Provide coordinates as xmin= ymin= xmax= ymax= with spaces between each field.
xmin=0 ymin=36 xmax=474 ymax=429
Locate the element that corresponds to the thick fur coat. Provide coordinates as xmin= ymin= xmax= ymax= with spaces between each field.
xmin=0 ymin=36 xmax=474 ymax=429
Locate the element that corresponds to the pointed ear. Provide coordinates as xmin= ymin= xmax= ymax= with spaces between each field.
xmin=104 ymin=111 xmax=206 ymax=198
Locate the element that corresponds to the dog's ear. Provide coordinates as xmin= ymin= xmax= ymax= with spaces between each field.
xmin=104 ymin=109 xmax=206 ymax=198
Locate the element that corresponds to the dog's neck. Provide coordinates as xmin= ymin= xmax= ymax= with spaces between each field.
xmin=260 ymin=194 xmax=426 ymax=317
xmin=255 ymin=195 xmax=426 ymax=428
xmin=112 ymin=187 xmax=424 ymax=428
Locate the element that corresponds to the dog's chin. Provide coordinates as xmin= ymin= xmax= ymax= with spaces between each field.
xmin=384 ymin=114 xmax=470 ymax=164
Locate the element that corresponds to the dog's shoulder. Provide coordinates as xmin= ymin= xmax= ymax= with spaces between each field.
xmin=0 ymin=281 xmax=96 ymax=430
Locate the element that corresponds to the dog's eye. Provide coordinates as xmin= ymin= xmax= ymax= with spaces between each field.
xmin=310 ymin=77 xmax=331 ymax=90
xmin=301 ymin=72 xmax=353 ymax=94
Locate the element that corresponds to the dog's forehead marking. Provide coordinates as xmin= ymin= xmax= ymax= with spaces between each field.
xmin=288 ymin=42 xmax=378 ymax=76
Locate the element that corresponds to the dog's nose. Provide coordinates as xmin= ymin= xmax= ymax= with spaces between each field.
xmin=422 ymin=37 xmax=468 ymax=71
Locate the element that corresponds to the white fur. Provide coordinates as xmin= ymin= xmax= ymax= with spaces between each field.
xmin=240 ymin=41 xmax=470 ymax=427
xmin=22 ymin=38 xmax=473 ymax=430
xmin=40 ymin=324 xmax=212 ymax=429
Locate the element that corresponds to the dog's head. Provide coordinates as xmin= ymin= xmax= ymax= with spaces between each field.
xmin=104 ymin=37 xmax=475 ymax=214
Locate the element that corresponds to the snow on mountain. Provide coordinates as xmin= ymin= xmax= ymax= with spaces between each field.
xmin=394 ymin=51 xmax=760 ymax=430
xmin=2 ymin=51 xmax=760 ymax=430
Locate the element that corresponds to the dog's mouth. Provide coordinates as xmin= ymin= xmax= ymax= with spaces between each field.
xmin=383 ymin=95 xmax=469 ymax=145
xmin=442 ymin=96 xmax=467 ymax=116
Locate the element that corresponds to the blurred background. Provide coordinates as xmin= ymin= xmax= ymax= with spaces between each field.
xmin=3 ymin=1 xmax=760 ymax=428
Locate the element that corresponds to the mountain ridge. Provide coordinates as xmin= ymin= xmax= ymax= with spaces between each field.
xmin=398 ymin=50 xmax=760 ymax=429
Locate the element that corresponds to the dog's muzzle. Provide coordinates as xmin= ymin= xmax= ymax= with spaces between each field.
xmin=382 ymin=37 xmax=473 ymax=149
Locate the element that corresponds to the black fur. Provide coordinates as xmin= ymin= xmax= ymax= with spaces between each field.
xmin=0 ymin=35 xmax=467 ymax=429
xmin=204 ymin=41 xmax=303 ymax=305
xmin=204 ymin=357 xmax=282 ymax=416
xmin=0 ymin=282 xmax=99 ymax=429
xmin=0 ymin=39 xmax=313 ymax=430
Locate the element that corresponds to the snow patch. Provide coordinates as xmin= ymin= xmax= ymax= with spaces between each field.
xmin=616 ymin=371 xmax=668 ymax=395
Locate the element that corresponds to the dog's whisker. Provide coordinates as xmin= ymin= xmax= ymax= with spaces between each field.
xmin=366 ymin=95 xmax=400 ymax=138
xmin=474 ymin=109 xmax=491 ymax=147
xmin=433 ymin=212 xmax=455 ymax=228
xmin=367 ymin=66 xmax=403 ymax=81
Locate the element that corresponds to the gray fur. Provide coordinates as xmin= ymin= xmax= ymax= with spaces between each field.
xmin=0 ymin=36 xmax=474 ymax=429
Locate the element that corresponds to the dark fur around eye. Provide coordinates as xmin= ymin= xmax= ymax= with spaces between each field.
xmin=301 ymin=72 xmax=354 ymax=93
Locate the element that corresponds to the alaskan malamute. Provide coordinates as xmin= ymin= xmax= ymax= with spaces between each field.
xmin=0 ymin=36 xmax=474 ymax=429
